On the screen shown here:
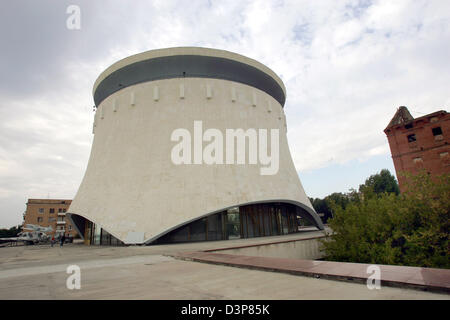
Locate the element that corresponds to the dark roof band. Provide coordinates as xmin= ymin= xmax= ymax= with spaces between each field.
xmin=94 ymin=55 xmax=286 ymax=107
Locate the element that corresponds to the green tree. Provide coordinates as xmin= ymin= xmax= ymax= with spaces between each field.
xmin=310 ymin=190 xmax=363 ymax=223
xmin=325 ymin=192 xmax=350 ymax=209
xmin=310 ymin=169 xmax=402 ymax=225
xmin=359 ymin=169 xmax=400 ymax=196
xmin=321 ymin=172 xmax=449 ymax=269
xmin=0 ymin=225 xmax=22 ymax=238
xmin=309 ymin=197 xmax=332 ymax=223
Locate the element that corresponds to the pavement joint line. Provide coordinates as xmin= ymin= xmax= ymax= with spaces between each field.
xmin=0 ymin=255 xmax=174 ymax=279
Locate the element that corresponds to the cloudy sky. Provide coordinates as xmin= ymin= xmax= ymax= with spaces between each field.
xmin=0 ymin=0 xmax=449 ymax=228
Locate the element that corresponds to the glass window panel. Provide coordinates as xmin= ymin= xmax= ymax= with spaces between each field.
xmin=271 ymin=208 xmax=278 ymax=235
xmin=93 ymin=224 xmax=101 ymax=245
xmin=101 ymin=228 xmax=110 ymax=245
xmin=248 ymin=212 xmax=257 ymax=238
xmin=281 ymin=209 xmax=288 ymax=235
xmin=240 ymin=210 xmax=248 ymax=238
xmin=286 ymin=210 xmax=291 ymax=233
xmin=294 ymin=212 xmax=300 ymax=232
xmin=254 ymin=211 xmax=261 ymax=237
xmin=207 ymin=214 xmax=223 ymax=241
xmin=226 ymin=208 xmax=241 ymax=240
xmin=190 ymin=218 xmax=207 ymax=241
xmin=109 ymin=233 xmax=123 ymax=246
xmin=290 ymin=212 xmax=295 ymax=233
xmin=246 ymin=211 xmax=254 ymax=238
xmin=89 ymin=224 xmax=94 ymax=244
xmin=276 ymin=208 xmax=282 ymax=235
xmin=288 ymin=207 xmax=294 ymax=233
xmin=263 ymin=207 xmax=271 ymax=236
xmin=170 ymin=225 xmax=189 ymax=242
xmin=257 ymin=206 xmax=264 ymax=236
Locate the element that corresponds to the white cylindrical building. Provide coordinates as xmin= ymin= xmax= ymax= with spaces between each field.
xmin=67 ymin=47 xmax=324 ymax=245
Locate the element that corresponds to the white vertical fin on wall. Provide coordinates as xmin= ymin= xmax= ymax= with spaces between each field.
xmin=179 ymin=84 xmax=185 ymax=99
xmin=206 ymin=84 xmax=212 ymax=99
xmin=252 ymin=91 xmax=257 ymax=107
xmin=130 ymin=91 xmax=135 ymax=106
xmin=112 ymin=98 xmax=117 ymax=112
xmin=153 ymin=86 xmax=159 ymax=101
xmin=231 ymin=87 xmax=236 ymax=102
xmin=93 ymin=109 xmax=97 ymax=128
xmin=92 ymin=110 xmax=96 ymax=134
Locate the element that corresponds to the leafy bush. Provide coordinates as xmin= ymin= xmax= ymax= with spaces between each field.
xmin=310 ymin=169 xmax=399 ymax=223
xmin=321 ymin=172 xmax=449 ymax=269
xmin=359 ymin=169 xmax=400 ymax=196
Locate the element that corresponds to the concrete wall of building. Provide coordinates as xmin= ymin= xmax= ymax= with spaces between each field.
xmin=213 ymin=237 xmax=325 ymax=260
xmin=68 ymin=48 xmax=323 ymax=244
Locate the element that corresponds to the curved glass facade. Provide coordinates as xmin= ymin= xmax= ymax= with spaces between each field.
xmin=84 ymin=221 xmax=124 ymax=246
xmin=153 ymin=202 xmax=316 ymax=244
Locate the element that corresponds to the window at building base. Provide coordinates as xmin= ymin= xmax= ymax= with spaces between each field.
xmin=153 ymin=202 xmax=313 ymax=245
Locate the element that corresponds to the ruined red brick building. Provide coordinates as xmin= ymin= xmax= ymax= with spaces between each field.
xmin=384 ymin=106 xmax=449 ymax=192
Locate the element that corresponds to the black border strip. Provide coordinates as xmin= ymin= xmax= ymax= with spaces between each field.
xmin=2 ymin=301 xmax=443 ymax=318
xmin=94 ymin=55 xmax=286 ymax=107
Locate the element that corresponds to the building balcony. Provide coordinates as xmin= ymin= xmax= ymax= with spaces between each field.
xmin=58 ymin=212 xmax=66 ymax=216
xmin=57 ymin=220 xmax=66 ymax=225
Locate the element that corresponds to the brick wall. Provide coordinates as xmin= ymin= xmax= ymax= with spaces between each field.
xmin=22 ymin=199 xmax=77 ymax=237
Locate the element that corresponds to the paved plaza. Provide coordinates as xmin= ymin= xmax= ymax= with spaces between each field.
xmin=0 ymin=233 xmax=448 ymax=300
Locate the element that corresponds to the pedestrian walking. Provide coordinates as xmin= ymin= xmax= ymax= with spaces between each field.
xmin=51 ymin=235 xmax=55 ymax=247
xmin=60 ymin=233 xmax=66 ymax=247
